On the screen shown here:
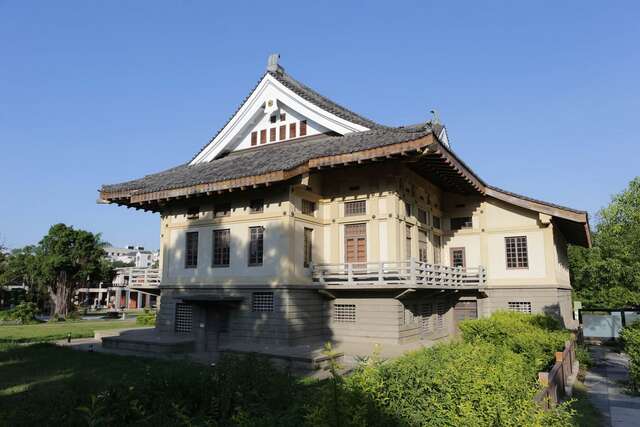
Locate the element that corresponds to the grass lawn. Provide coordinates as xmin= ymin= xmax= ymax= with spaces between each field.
xmin=0 ymin=319 xmax=144 ymax=343
xmin=0 ymin=343 xmax=200 ymax=426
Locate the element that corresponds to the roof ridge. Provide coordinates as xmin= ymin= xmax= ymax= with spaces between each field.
xmin=269 ymin=70 xmax=384 ymax=130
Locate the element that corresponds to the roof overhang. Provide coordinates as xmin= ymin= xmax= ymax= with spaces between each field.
xmin=485 ymin=186 xmax=591 ymax=247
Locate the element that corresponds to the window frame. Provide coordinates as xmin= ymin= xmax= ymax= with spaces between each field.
xmin=248 ymin=226 xmax=264 ymax=266
xmin=344 ymin=200 xmax=366 ymax=216
xmin=303 ymin=227 xmax=313 ymax=268
xmin=505 ymin=236 xmax=529 ymax=269
xmin=212 ymin=229 xmax=230 ymax=268
xmin=252 ymin=292 xmax=274 ymax=312
xmin=333 ymin=303 xmax=356 ymax=323
xmin=301 ymin=199 xmax=316 ymax=216
xmin=184 ymin=231 xmax=199 ymax=269
xmin=450 ymin=247 xmax=466 ymax=268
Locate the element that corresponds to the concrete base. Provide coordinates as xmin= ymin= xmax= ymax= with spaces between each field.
xmin=102 ymin=328 xmax=195 ymax=354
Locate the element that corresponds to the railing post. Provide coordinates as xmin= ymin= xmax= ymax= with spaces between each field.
xmin=347 ymin=263 xmax=353 ymax=285
xmin=378 ymin=262 xmax=384 ymax=284
xmin=409 ymin=258 xmax=417 ymax=285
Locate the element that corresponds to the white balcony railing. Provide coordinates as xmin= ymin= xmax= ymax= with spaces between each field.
xmin=312 ymin=259 xmax=486 ymax=289
xmin=112 ymin=267 xmax=161 ymax=288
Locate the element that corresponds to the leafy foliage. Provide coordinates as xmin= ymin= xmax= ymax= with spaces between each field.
xmin=135 ymin=308 xmax=157 ymax=326
xmin=620 ymin=321 xmax=640 ymax=391
xmin=38 ymin=312 xmax=573 ymax=427
xmin=570 ymin=177 xmax=640 ymax=307
xmin=0 ymin=302 xmax=39 ymax=324
xmin=459 ymin=311 xmax=570 ymax=372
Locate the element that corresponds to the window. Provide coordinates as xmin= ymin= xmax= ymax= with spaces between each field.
xmin=304 ymin=228 xmax=313 ymax=268
xmin=334 ymin=304 xmax=356 ymax=322
xmin=252 ymin=292 xmax=274 ymax=312
xmin=214 ymin=203 xmax=230 ymax=217
xmin=433 ymin=234 xmax=441 ymax=264
xmin=450 ymin=247 xmax=465 ymax=268
xmin=508 ymin=301 xmax=532 ymax=314
xmin=280 ymin=112 xmax=286 ymax=122
xmin=419 ymin=230 xmax=428 ymax=262
xmin=185 ymin=231 xmax=198 ymax=268
xmin=433 ymin=216 xmax=441 ymax=229
xmin=251 ymin=131 xmax=257 ymax=146
xmin=270 ymin=127 xmax=276 ymax=142
xmin=212 ymin=229 xmax=230 ymax=267
xmin=451 ymin=217 xmax=472 ymax=231
xmin=344 ymin=200 xmax=366 ymax=216
xmin=270 ymin=114 xmax=277 ymax=124
xmin=300 ymin=120 xmax=307 ymax=136
xmin=505 ymin=236 xmax=528 ymax=269
xmin=250 ymin=199 xmax=264 ymax=213
xmin=260 ymin=129 xmax=267 ymax=144
xmin=301 ymin=199 xmax=316 ymax=216
xmin=174 ymin=303 xmax=193 ymax=333
xmin=405 ymin=225 xmax=412 ymax=260
xmin=187 ymin=206 xmax=199 ymax=220
xmin=417 ymin=208 xmax=427 ymax=224
xmin=279 ymin=124 xmax=286 ymax=141
xmin=405 ymin=201 xmax=412 ymax=217
xmin=248 ymin=226 xmax=264 ymax=266
xmin=289 ymin=122 xmax=297 ymax=138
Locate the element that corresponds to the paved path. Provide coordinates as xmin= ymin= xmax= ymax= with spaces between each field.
xmin=585 ymin=346 xmax=640 ymax=426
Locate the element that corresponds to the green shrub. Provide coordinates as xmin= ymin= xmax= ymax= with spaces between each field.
xmin=459 ymin=311 xmax=570 ymax=372
xmin=135 ymin=308 xmax=157 ymax=326
xmin=0 ymin=302 xmax=39 ymax=324
xmin=620 ymin=321 xmax=640 ymax=391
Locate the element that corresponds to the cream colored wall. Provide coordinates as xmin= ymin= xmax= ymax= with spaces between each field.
xmin=158 ymin=164 xmax=572 ymax=291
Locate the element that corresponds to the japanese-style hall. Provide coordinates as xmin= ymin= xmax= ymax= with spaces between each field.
xmin=99 ymin=54 xmax=590 ymax=363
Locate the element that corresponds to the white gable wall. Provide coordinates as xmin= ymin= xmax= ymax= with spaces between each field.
xmin=233 ymin=104 xmax=330 ymax=151
xmin=190 ymin=74 xmax=370 ymax=164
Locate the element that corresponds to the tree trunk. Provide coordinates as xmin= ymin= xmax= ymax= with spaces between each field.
xmin=49 ymin=271 xmax=71 ymax=318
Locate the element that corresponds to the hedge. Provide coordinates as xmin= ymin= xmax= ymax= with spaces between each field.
xmin=620 ymin=320 xmax=640 ymax=391
xmin=67 ymin=311 xmax=573 ymax=426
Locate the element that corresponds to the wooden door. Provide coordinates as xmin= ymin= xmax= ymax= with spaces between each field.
xmin=345 ymin=223 xmax=366 ymax=265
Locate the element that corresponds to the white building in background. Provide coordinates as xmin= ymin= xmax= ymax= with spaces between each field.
xmin=104 ymin=245 xmax=159 ymax=268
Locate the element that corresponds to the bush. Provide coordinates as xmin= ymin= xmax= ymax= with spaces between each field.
xmin=459 ymin=311 xmax=570 ymax=372
xmin=0 ymin=302 xmax=39 ymax=324
xmin=307 ymin=342 xmax=573 ymax=427
xmin=135 ymin=308 xmax=157 ymax=326
xmin=620 ymin=321 xmax=640 ymax=391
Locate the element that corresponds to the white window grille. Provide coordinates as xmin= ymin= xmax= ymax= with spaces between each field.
xmin=252 ymin=292 xmax=274 ymax=312
xmin=508 ymin=301 xmax=532 ymax=314
xmin=344 ymin=200 xmax=366 ymax=216
xmin=334 ymin=304 xmax=356 ymax=322
xmin=174 ymin=303 xmax=193 ymax=333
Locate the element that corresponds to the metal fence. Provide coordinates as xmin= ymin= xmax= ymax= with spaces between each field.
xmin=579 ymin=308 xmax=640 ymax=340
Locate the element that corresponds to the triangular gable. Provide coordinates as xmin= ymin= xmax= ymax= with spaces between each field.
xmin=191 ymin=72 xmax=372 ymax=164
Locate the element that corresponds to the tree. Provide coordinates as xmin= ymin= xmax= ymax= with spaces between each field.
xmin=0 ymin=246 xmax=46 ymax=303
xmin=570 ymin=177 xmax=640 ymax=307
xmin=38 ymin=224 xmax=108 ymax=317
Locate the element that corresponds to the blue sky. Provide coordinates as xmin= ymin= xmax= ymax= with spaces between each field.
xmin=1 ymin=1 xmax=638 ymax=250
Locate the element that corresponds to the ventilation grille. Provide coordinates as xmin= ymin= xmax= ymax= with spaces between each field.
xmin=334 ymin=304 xmax=356 ymax=322
xmin=252 ymin=292 xmax=274 ymax=312
xmin=174 ymin=303 xmax=193 ymax=333
xmin=508 ymin=301 xmax=532 ymax=314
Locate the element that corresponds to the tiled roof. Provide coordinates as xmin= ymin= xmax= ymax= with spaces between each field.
xmin=268 ymin=70 xmax=382 ymax=130
xmin=190 ymin=69 xmax=382 ymax=162
xmin=102 ymin=125 xmax=433 ymax=196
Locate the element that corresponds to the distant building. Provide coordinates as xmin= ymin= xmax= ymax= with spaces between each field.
xmin=104 ymin=245 xmax=159 ymax=268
